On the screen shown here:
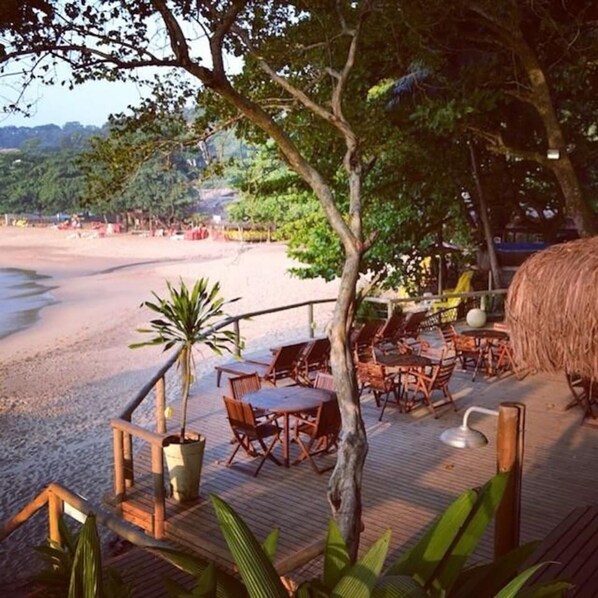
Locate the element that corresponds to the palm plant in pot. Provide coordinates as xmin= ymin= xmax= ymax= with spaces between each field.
xmin=131 ymin=277 xmax=238 ymax=502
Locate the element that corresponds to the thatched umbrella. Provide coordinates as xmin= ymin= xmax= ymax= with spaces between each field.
xmin=506 ymin=237 xmax=598 ymax=379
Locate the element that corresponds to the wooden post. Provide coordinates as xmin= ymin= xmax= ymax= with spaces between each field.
xmin=48 ymin=490 xmax=62 ymax=548
xmin=495 ymin=402 xmax=525 ymax=559
xmin=156 ymin=376 xmax=166 ymax=434
xmin=113 ymin=428 xmax=125 ymax=506
xmin=123 ymin=430 xmax=134 ymax=489
xmin=307 ymin=303 xmax=315 ymax=338
xmin=151 ymin=445 xmax=166 ymax=539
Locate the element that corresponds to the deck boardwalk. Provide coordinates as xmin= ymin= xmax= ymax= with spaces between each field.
xmin=110 ymin=346 xmax=598 ymax=594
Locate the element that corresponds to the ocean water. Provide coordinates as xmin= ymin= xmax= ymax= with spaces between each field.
xmin=0 ymin=268 xmax=56 ymax=340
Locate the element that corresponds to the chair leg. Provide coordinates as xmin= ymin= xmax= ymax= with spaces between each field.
xmin=254 ymin=435 xmax=282 ymax=476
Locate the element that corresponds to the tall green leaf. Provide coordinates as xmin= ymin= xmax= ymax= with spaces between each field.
xmin=322 ymin=520 xmax=350 ymax=590
xmin=210 ymin=495 xmax=287 ymax=598
xmin=331 ymin=529 xmax=391 ymax=597
xmin=68 ymin=513 xmax=103 ymax=598
xmin=450 ymin=541 xmax=539 ymax=598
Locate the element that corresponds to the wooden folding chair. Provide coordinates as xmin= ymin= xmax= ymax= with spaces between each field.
xmin=356 ymin=360 xmax=400 ymax=421
xmin=293 ymin=399 xmax=341 ymax=473
xmin=294 ymin=337 xmax=331 ymax=385
xmin=438 ymin=324 xmax=482 ymax=374
xmin=222 ymin=396 xmax=282 ymax=476
xmin=402 ymin=353 xmax=458 ymax=418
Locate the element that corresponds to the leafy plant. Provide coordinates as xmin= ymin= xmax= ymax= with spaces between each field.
xmin=33 ymin=513 xmax=131 ymax=598
xmin=130 ymin=278 xmax=239 ymax=440
xmin=153 ymin=474 xmax=570 ymax=597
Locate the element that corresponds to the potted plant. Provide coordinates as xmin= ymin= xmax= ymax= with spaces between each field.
xmin=131 ymin=278 xmax=238 ymax=502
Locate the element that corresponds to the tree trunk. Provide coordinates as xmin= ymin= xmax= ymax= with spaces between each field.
xmin=549 ymin=156 xmax=595 ymax=238
xmin=468 ymin=142 xmax=503 ymax=288
xmin=327 ymin=249 xmax=368 ymax=561
xmin=513 ymin=33 xmax=596 ymax=237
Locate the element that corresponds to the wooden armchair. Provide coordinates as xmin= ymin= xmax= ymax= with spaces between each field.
xmin=222 ymin=396 xmax=282 ymax=477
xmin=402 ymin=353 xmax=457 ymax=418
xmin=356 ymin=360 xmax=399 ymax=421
xmin=215 ymin=341 xmax=308 ymax=387
xmin=293 ymin=399 xmax=341 ymax=473
xmin=438 ymin=324 xmax=482 ymax=373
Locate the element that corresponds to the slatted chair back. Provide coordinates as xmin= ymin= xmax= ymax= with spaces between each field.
xmin=352 ymin=319 xmax=384 ymax=350
xmin=295 ymin=337 xmax=331 ymax=384
xmin=403 ymin=310 xmax=428 ymax=338
xmin=264 ymin=341 xmax=308 ymax=384
xmin=223 ymin=395 xmax=258 ymax=432
xmin=430 ymin=353 xmax=457 ymax=391
xmin=314 ymin=399 xmax=341 ymax=439
xmin=314 ymin=372 xmax=335 ymax=392
xmin=294 ymin=399 xmax=341 ymax=473
xmin=229 ymin=373 xmax=261 ymax=400
xmin=438 ymin=324 xmax=458 ymax=348
xmin=376 ymin=312 xmax=406 ymax=343
xmin=356 ymin=360 xmax=399 ymax=421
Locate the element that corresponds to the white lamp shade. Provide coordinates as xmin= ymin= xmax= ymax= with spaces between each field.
xmin=466 ymin=308 xmax=487 ymax=328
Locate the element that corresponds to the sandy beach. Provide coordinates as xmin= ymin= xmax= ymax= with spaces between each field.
xmin=0 ymin=226 xmax=339 ymax=585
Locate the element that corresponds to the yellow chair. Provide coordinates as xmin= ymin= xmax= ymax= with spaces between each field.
xmin=431 ymin=270 xmax=474 ymax=313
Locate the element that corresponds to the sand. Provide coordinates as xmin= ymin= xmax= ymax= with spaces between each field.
xmin=0 ymin=226 xmax=339 ymax=585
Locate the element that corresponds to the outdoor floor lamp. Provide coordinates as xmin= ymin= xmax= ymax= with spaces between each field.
xmin=440 ymin=402 xmax=526 ymax=559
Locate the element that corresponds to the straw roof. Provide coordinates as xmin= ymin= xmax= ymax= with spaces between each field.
xmin=506 ymin=237 xmax=598 ymax=379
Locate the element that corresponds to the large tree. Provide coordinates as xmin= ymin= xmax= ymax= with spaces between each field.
xmin=0 ymin=0 xmax=411 ymax=556
xmin=387 ymin=0 xmax=597 ymax=237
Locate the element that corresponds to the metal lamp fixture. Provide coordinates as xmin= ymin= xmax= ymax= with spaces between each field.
xmin=440 ymin=406 xmax=498 ymax=448
xmin=440 ymin=402 xmax=526 ymax=559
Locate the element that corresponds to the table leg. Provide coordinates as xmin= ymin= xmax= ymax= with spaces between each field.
xmin=283 ymin=413 xmax=290 ymax=467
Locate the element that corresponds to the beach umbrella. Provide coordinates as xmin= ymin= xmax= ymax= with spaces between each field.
xmin=505 ymin=237 xmax=598 ymax=379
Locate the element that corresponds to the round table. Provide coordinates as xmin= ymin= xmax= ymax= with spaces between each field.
xmin=461 ymin=328 xmax=509 ymax=341
xmin=461 ymin=329 xmax=509 ymax=379
xmin=244 ymin=386 xmax=335 ymax=467
xmin=375 ymin=353 xmax=433 ymax=411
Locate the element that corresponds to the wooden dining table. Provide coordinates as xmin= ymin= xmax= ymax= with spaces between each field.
xmin=244 ymin=386 xmax=336 ymax=467
xmin=461 ymin=328 xmax=509 ymax=380
xmin=375 ymin=352 xmax=433 ymax=410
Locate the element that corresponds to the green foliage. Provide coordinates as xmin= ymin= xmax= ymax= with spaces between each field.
xmin=0 ymin=148 xmax=87 ymax=214
xmin=154 ymin=475 xmax=568 ymax=597
xmin=33 ymin=514 xmax=131 ymax=598
xmin=130 ymin=278 xmax=239 ymax=439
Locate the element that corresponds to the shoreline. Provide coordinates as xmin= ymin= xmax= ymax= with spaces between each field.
xmin=0 ymin=226 xmax=339 ymax=583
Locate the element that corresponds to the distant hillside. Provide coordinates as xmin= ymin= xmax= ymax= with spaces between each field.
xmin=0 ymin=122 xmax=104 ymax=150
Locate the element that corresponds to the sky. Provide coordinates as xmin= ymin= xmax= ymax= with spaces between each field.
xmin=0 ymin=79 xmax=150 ymax=128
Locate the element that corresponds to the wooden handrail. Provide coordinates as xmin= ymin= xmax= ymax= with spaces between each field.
xmin=0 ymin=487 xmax=49 ymax=542
xmin=0 ymin=482 xmax=166 ymax=549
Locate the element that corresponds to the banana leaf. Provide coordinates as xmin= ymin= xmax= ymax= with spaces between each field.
xmin=322 ymin=520 xmax=350 ymax=590
xmin=331 ymin=529 xmax=391 ymax=597
xmin=210 ymin=494 xmax=287 ymax=598
xmin=68 ymin=513 xmax=103 ymax=598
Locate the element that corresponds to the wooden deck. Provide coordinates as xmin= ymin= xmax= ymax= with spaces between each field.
xmin=110 ymin=343 xmax=598 ymax=593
